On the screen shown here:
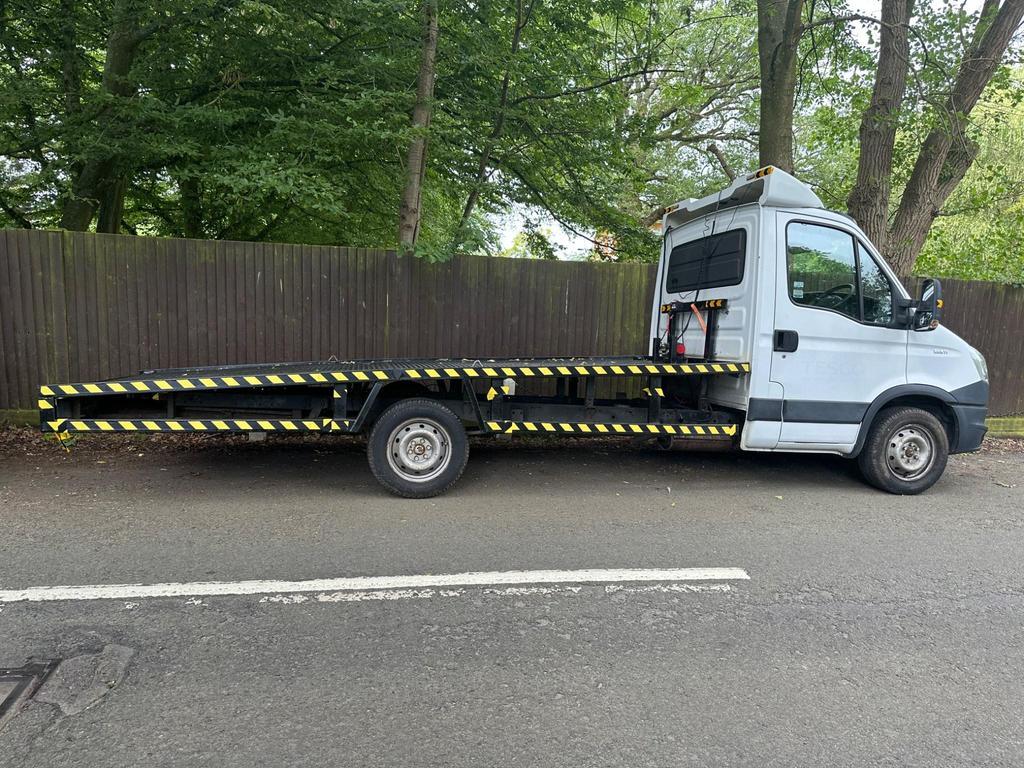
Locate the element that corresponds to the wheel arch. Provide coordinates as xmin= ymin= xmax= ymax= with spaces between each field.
xmin=351 ymin=380 xmax=435 ymax=432
xmin=353 ymin=380 xmax=484 ymax=434
xmin=850 ymin=385 xmax=957 ymax=458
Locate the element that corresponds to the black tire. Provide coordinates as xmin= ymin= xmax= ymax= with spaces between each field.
xmin=857 ymin=406 xmax=949 ymax=494
xmin=367 ymin=398 xmax=469 ymax=498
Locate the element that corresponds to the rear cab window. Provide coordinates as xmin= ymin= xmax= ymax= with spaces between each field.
xmin=666 ymin=229 xmax=746 ymax=293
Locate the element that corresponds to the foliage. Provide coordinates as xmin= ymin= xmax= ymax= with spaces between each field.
xmin=0 ymin=0 xmax=1022 ymax=282
xmin=497 ymin=223 xmax=564 ymax=260
xmin=787 ymin=2 xmax=1024 ymax=282
xmin=916 ymin=74 xmax=1024 ymax=283
xmin=0 ymin=0 xmax=422 ymax=243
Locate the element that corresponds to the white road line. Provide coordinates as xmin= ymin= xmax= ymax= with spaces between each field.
xmin=260 ymin=583 xmax=735 ymax=605
xmin=605 ymin=583 xmax=734 ymax=595
xmin=0 ymin=567 xmax=749 ymax=603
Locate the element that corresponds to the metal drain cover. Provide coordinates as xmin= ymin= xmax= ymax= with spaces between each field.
xmin=0 ymin=661 xmax=59 ymax=728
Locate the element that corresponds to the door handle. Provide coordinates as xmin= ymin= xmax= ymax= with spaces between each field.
xmin=774 ymin=329 xmax=799 ymax=352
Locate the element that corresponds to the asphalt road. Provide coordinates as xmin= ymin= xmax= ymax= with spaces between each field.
xmin=1 ymin=435 xmax=1022 ymax=766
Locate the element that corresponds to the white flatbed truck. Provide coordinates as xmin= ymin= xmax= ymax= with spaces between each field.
xmin=39 ymin=167 xmax=989 ymax=497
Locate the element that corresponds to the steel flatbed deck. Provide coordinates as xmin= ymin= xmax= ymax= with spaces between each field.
xmin=39 ymin=354 xmax=749 ymax=441
xmin=39 ymin=356 xmax=750 ymax=397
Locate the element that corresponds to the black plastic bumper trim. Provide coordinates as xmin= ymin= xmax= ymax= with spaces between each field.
xmin=950 ymin=404 xmax=988 ymax=453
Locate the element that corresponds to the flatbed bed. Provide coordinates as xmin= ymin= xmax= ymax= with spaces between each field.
xmin=40 ymin=354 xmax=747 ymax=445
xmin=40 ymin=355 xmax=749 ymax=395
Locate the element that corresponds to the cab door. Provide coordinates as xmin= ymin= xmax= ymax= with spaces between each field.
xmin=768 ymin=212 xmax=908 ymax=450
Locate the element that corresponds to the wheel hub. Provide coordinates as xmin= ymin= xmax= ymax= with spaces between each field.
xmin=885 ymin=424 xmax=935 ymax=481
xmin=386 ymin=419 xmax=451 ymax=483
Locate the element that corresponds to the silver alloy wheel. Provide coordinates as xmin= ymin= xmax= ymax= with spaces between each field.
xmin=885 ymin=423 xmax=936 ymax=481
xmin=385 ymin=418 xmax=452 ymax=483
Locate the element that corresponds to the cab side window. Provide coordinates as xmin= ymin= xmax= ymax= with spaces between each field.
xmin=786 ymin=222 xmax=860 ymax=321
xmin=786 ymin=222 xmax=894 ymax=325
xmin=857 ymin=245 xmax=894 ymax=324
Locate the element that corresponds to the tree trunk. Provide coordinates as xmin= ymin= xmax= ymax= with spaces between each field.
xmin=61 ymin=164 xmax=106 ymax=231
xmin=398 ymin=0 xmax=439 ymax=254
xmin=59 ymin=0 xmax=82 ymax=117
xmin=56 ymin=0 xmax=89 ymax=230
xmin=97 ymin=176 xmax=128 ymax=233
xmin=846 ymin=0 xmax=913 ymax=252
xmin=59 ymin=0 xmax=144 ymax=232
xmin=454 ymin=0 xmax=533 ymax=244
xmin=756 ymin=0 xmax=804 ymax=172
xmin=180 ymin=176 xmax=204 ymax=238
xmin=886 ymin=0 xmax=1024 ymax=273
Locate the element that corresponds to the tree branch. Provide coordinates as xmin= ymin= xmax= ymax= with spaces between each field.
xmin=0 ymin=191 xmax=33 ymax=228
xmin=706 ymin=143 xmax=736 ymax=180
xmin=512 ymin=67 xmax=700 ymax=105
xmin=799 ymin=12 xmax=877 ymax=34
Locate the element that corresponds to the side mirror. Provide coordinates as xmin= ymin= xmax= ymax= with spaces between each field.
xmin=914 ymin=278 xmax=943 ymax=331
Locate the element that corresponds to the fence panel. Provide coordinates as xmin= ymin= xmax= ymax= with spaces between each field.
xmin=0 ymin=229 xmax=1020 ymax=415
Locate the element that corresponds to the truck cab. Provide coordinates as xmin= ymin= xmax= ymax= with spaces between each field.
xmin=653 ymin=166 xmax=989 ymax=493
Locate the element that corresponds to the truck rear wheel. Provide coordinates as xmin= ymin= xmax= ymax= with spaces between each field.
xmin=857 ymin=406 xmax=948 ymax=494
xmin=367 ymin=398 xmax=469 ymax=498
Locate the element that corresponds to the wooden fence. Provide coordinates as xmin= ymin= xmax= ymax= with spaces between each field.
xmin=0 ymin=229 xmax=1021 ymax=415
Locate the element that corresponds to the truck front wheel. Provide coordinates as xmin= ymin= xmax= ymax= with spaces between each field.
xmin=857 ymin=406 xmax=949 ymax=494
xmin=367 ymin=398 xmax=469 ymax=498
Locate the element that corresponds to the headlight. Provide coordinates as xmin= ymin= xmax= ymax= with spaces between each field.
xmin=969 ymin=346 xmax=988 ymax=382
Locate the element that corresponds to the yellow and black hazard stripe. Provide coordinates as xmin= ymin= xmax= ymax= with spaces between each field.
xmin=403 ymin=361 xmax=749 ymax=378
xmin=486 ymin=384 xmax=512 ymax=401
xmin=484 ymin=421 xmax=736 ymax=437
xmin=44 ymin=418 xmax=353 ymax=434
xmin=39 ymin=370 xmax=390 ymax=397
xmin=40 ymin=361 xmax=751 ymax=397
xmin=661 ymin=298 xmax=728 ymax=313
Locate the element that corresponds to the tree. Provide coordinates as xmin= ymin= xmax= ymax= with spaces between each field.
xmin=59 ymin=0 xmax=146 ymax=232
xmin=884 ymin=0 xmax=1024 ymax=273
xmin=842 ymin=0 xmax=1024 ymax=273
xmin=845 ymin=0 xmax=915 ymax=250
xmin=916 ymin=71 xmax=1024 ymax=282
xmin=750 ymin=0 xmax=1024 ymax=275
xmin=0 ymin=0 xmax=421 ymax=242
xmin=55 ymin=1 xmax=239 ymax=232
xmin=1 ymin=0 xmax=1019 ymax=277
xmin=476 ymin=0 xmax=763 ymax=261
xmin=398 ymin=0 xmax=439 ymax=254
xmin=754 ymin=0 xmax=874 ymax=173
xmin=451 ymin=0 xmax=535 ymax=245
xmin=623 ymin=0 xmax=760 ymax=232
xmin=756 ymin=0 xmax=804 ymax=171
xmin=1 ymin=0 xmax=673 ymax=254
